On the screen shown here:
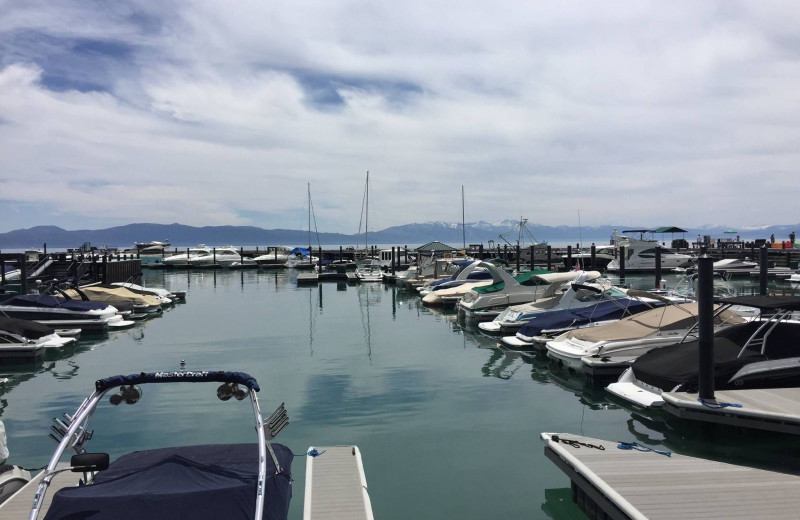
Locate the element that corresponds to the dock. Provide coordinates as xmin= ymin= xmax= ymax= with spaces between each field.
xmin=297 ymin=272 xmax=320 ymax=285
xmin=303 ymin=445 xmax=373 ymax=520
xmin=542 ymin=432 xmax=800 ymax=520
xmin=297 ymin=272 xmax=360 ymax=285
xmin=0 ymin=463 xmax=73 ymax=517
xmin=662 ymin=388 xmax=800 ymax=435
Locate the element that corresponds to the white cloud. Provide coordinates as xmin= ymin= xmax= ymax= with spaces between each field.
xmin=1 ymin=1 xmax=799 ymax=232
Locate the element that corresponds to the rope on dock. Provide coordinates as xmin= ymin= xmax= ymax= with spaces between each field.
xmin=616 ymin=441 xmax=671 ymax=457
xmin=697 ymin=397 xmax=743 ymax=409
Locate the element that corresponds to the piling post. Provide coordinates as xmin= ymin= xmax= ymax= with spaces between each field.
xmin=19 ymin=254 xmax=27 ymax=294
xmin=102 ymin=254 xmax=108 ymax=283
xmin=787 ymin=248 xmax=791 ymax=268
xmin=619 ymin=246 xmax=626 ymax=285
xmin=546 ymin=245 xmax=552 ymax=271
xmin=1 ymin=258 xmax=5 ymax=285
xmin=566 ymin=245 xmax=572 ymax=270
xmin=404 ymin=246 xmax=408 ymax=264
xmin=529 ymin=245 xmax=534 ymax=270
xmin=318 ymin=247 xmax=322 ymax=270
xmin=654 ymin=246 xmax=662 ymax=289
xmin=590 ymin=243 xmax=596 ymax=270
xmin=392 ymin=247 xmax=396 ymax=275
xmin=240 ymin=246 xmax=244 ymax=264
xmin=516 ymin=245 xmax=520 ymax=272
xmin=504 ymin=244 xmax=508 ymax=263
xmin=213 ymin=247 xmax=217 ymax=266
xmin=697 ymin=254 xmax=715 ymax=400
xmin=92 ymin=254 xmax=97 ymax=282
xmin=186 ymin=248 xmax=190 ymax=267
xmin=479 ymin=244 xmax=484 ymax=260
xmin=43 ymin=243 xmax=47 ymax=256
xmin=760 ymin=245 xmax=768 ymax=295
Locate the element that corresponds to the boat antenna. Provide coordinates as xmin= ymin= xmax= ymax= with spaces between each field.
xmin=309 ymin=185 xmax=321 ymax=250
xmin=461 ymin=185 xmax=466 ymax=250
xmin=356 ymin=173 xmax=367 ymax=252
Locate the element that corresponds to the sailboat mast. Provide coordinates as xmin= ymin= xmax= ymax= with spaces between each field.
xmin=461 ymin=185 xmax=466 ymax=249
xmin=308 ymin=182 xmax=311 ymax=251
xmin=365 ymin=171 xmax=369 ymax=256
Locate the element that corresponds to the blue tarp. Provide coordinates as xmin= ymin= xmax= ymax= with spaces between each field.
xmin=517 ymin=299 xmax=654 ymax=337
xmin=2 ymin=294 xmax=111 ymax=311
xmin=289 ymin=247 xmax=310 ymax=256
xmin=44 ymin=443 xmax=292 ymax=520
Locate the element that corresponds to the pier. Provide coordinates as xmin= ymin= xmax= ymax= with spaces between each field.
xmin=304 ymin=446 xmax=374 ymax=520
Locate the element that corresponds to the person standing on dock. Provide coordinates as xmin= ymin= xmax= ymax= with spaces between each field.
xmin=770 ymin=233 xmax=775 ymax=244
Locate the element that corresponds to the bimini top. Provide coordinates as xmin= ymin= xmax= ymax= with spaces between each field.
xmin=714 ymin=295 xmax=800 ymax=311
xmin=289 ymin=247 xmax=311 ymax=256
xmin=2 ymin=294 xmax=111 ymax=311
xmin=95 ymin=371 xmax=261 ymax=392
xmin=472 ymin=269 xmax=552 ymax=295
xmin=44 ymin=443 xmax=292 ymax=520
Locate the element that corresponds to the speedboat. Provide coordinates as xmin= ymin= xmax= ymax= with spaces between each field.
xmin=62 ymin=285 xmax=163 ymax=315
xmin=189 ymin=246 xmax=243 ymax=267
xmin=607 ymin=295 xmax=800 ymax=408
xmin=606 ymin=230 xmax=693 ymax=272
xmin=134 ymin=241 xmax=170 ymax=254
xmin=355 ymin=260 xmax=383 ymax=282
xmin=111 ymin=282 xmax=186 ymax=301
xmin=713 ymin=258 xmax=758 ymax=272
xmin=422 ymin=279 xmax=494 ymax=306
xmin=418 ymin=260 xmax=491 ymax=297
xmin=545 ymin=302 xmax=745 ymax=371
xmin=253 ymin=246 xmax=292 ymax=267
xmin=478 ymin=271 xmax=604 ymax=333
xmin=561 ymin=245 xmax=616 ymax=269
xmin=162 ymin=246 xmax=211 ymax=266
xmin=24 ymin=370 xmax=294 ymax=520
xmin=0 ymin=316 xmax=77 ymax=350
xmin=458 ymin=265 xmax=586 ymax=322
xmin=0 ymin=295 xmax=134 ymax=333
xmin=500 ymin=291 xmax=661 ymax=349
xmin=285 ymin=248 xmax=318 ymax=270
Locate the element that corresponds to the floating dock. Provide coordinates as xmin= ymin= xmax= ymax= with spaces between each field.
xmin=542 ymin=432 xmax=800 ymax=520
xmin=662 ymin=388 xmax=800 ymax=435
xmin=0 ymin=463 xmax=71 ymax=517
xmin=297 ymin=273 xmax=320 ymax=285
xmin=304 ymin=445 xmax=374 ymax=520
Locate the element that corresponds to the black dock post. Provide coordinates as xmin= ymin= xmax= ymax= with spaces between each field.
xmin=391 ymin=247 xmax=396 ymax=275
xmin=590 ymin=243 xmax=596 ymax=270
xmin=750 ymin=244 xmax=755 ymax=262
xmin=1 ymin=258 xmax=5 ymax=285
xmin=530 ymin=245 xmax=534 ymax=270
xmin=240 ymin=247 xmax=244 ymax=264
xmin=19 ymin=254 xmax=28 ymax=294
xmin=92 ymin=254 xmax=97 ymax=282
xmin=318 ymin=247 xmax=322 ymax=270
xmin=479 ymin=244 xmax=484 ymax=260
xmin=760 ymin=245 xmax=768 ymax=295
xmin=566 ymin=245 xmax=572 ymax=270
xmin=213 ymin=247 xmax=217 ymax=266
xmin=43 ymin=243 xmax=47 ymax=256
xmin=697 ymin=254 xmax=715 ymax=401
xmin=102 ymin=254 xmax=108 ymax=283
xmin=339 ymin=246 xmax=343 ymax=262
xmin=503 ymin=244 xmax=508 ymax=263
xmin=516 ymin=245 xmax=520 ymax=272
xmin=619 ymin=246 xmax=626 ymax=285
xmin=404 ymin=246 xmax=408 ymax=264
xmin=654 ymin=246 xmax=662 ymax=289
xmin=546 ymin=245 xmax=552 ymax=271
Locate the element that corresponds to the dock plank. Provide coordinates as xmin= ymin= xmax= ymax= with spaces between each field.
xmin=304 ymin=445 xmax=373 ymax=520
xmin=0 ymin=463 xmax=77 ymax=518
xmin=542 ymin=432 xmax=800 ymax=520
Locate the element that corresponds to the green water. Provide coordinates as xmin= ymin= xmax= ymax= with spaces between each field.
xmin=2 ymin=270 xmax=800 ymax=519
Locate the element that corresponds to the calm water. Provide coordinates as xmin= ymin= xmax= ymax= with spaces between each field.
xmin=2 ymin=270 xmax=800 ymax=519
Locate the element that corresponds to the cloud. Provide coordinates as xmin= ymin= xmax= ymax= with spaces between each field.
xmin=1 ymin=1 xmax=799 ymax=233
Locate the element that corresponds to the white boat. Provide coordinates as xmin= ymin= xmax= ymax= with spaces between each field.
xmin=189 ymin=246 xmax=243 ymax=267
xmin=545 ymin=302 xmax=745 ymax=371
xmin=561 ymin=245 xmax=616 ymax=269
xmin=0 ymin=295 xmax=133 ymax=332
xmin=457 ymin=266 xmax=591 ymax=322
xmin=606 ymin=230 xmax=693 ymax=272
xmin=253 ymin=246 xmax=292 ymax=267
xmin=162 ymin=246 xmax=211 ymax=266
xmin=0 ymin=316 xmax=76 ymax=352
xmin=477 ymin=271 xmax=605 ymax=333
xmin=355 ymin=260 xmax=383 ymax=282
xmin=111 ymin=282 xmax=185 ymax=301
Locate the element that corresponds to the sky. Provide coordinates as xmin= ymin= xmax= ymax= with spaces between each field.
xmin=1 ymin=1 xmax=799 ymax=233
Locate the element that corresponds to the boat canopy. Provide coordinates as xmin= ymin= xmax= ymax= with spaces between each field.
xmin=651 ymin=226 xmax=688 ymax=234
xmin=414 ymin=241 xmax=457 ymax=252
xmin=3 ymin=294 xmax=111 ymax=311
xmin=289 ymin=247 xmax=310 ymax=256
xmin=0 ymin=316 xmax=55 ymax=339
xmin=518 ymin=298 xmax=654 ymax=338
xmin=43 ymin=443 xmax=292 ymax=520
xmin=472 ymin=269 xmax=552 ymax=295
xmin=714 ymin=295 xmax=800 ymax=311
xmin=95 ymin=370 xmax=261 ymax=392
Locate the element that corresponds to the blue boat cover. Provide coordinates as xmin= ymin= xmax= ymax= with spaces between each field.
xmin=517 ymin=299 xmax=653 ymax=337
xmin=96 ymin=371 xmax=261 ymax=392
xmin=289 ymin=247 xmax=310 ymax=256
xmin=43 ymin=443 xmax=292 ymax=520
xmin=2 ymin=294 xmax=111 ymax=311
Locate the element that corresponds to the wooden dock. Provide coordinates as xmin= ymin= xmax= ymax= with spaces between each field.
xmin=303 ymin=445 xmax=373 ymax=520
xmin=542 ymin=432 xmax=800 ymax=520
xmin=662 ymin=388 xmax=800 ymax=435
xmin=0 ymin=463 xmax=74 ymax=517
xmin=297 ymin=272 xmax=320 ymax=285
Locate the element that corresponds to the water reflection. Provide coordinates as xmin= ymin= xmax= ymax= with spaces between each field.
xmin=541 ymin=488 xmax=586 ymax=520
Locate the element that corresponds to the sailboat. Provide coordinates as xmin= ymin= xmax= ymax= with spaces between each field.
xmin=356 ymin=172 xmax=383 ymax=282
xmin=286 ymin=183 xmax=319 ymax=270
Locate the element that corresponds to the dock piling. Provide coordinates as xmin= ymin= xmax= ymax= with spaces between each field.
xmin=516 ymin=245 xmax=520 ymax=272
xmin=760 ymin=245 xmax=768 ymax=295
xmin=566 ymin=245 xmax=572 ymax=270
xmin=619 ymin=246 xmax=626 ymax=285
xmin=19 ymin=254 xmax=27 ymax=293
xmin=530 ymin=245 xmax=534 ymax=270
xmin=590 ymin=244 xmax=596 ymax=270
xmin=479 ymin=244 xmax=484 ymax=260
xmin=547 ymin=246 xmax=552 ymax=270
xmin=697 ymin=254 xmax=715 ymax=401
xmin=654 ymin=246 xmax=662 ymax=289
xmin=391 ymin=247 xmax=396 ymax=275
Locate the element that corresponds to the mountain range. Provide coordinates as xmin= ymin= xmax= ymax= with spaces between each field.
xmin=0 ymin=221 xmax=797 ymax=249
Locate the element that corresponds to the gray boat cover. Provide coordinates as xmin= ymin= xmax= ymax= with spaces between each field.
xmin=0 ymin=316 xmax=54 ymax=339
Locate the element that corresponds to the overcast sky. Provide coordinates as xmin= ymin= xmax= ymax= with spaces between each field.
xmin=1 ymin=1 xmax=798 ymax=233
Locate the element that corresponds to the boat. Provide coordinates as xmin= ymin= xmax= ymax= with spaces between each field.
xmin=560 ymin=245 xmax=616 ymax=269
xmin=111 ymin=282 xmax=186 ymax=301
xmin=500 ymin=291 xmax=662 ymax=349
xmin=545 ymin=302 xmax=745 ymax=371
xmin=62 ymin=285 xmax=163 ymax=315
xmin=253 ymin=246 xmax=292 ymax=267
xmin=477 ymin=271 xmax=605 ymax=333
xmin=24 ymin=370 xmax=294 ymax=520
xmin=607 ymin=295 xmax=800 ymax=408
xmin=421 ymin=278 xmax=494 ymax=306
xmin=457 ymin=266 xmax=587 ymax=322
xmin=713 ymin=258 xmax=758 ymax=272
xmin=0 ymin=316 xmax=77 ymax=350
xmin=285 ymin=247 xmax=318 ymax=270
xmin=188 ymin=246 xmax=244 ymax=267
xmin=418 ymin=260 xmax=491 ymax=296
xmin=134 ymin=241 xmax=170 ymax=254
xmin=162 ymin=246 xmax=211 ymax=266
xmin=0 ymin=295 xmax=133 ymax=332
xmin=355 ymin=260 xmax=383 ymax=282
xmin=606 ymin=230 xmax=694 ymax=272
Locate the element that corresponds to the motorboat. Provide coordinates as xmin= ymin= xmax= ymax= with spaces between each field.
xmin=713 ymin=258 xmax=758 ymax=272
xmin=253 ymin=246 xmax=292 ymax=267
xmin=111 ymin=282 xmax=186 ymax=301
xmin=189 ymin=246 xmax=243 ymax=267
xmin=0 ymin=295 xmax=134 ymax=332
xmin=606 ymin=230 xmax=693 ymax=272
xmin=422 ymin=279 xmax=494 ymax=306
xmin=396 ymin=256 xmax=463 ymax=290
xmin=418 ymin=260 xmax=491 ymax=296
xmin=457 ymin=266 xmax=585 ymax=322
xmin=162 ymin=246 xmax=211 ymax=266
xmin=561 ymin=245 xmax=616 ymax=269
xmin=545 ymin=302 xmax=745 ymax=371
xmin=0 ymin=316 xmax=77 ymax=350
xmin=24 ymin=370 xmax=294 ymax=520
xmin=500 ymin=291 xmax=662 ymax=349
xmin=62 ymin=285 xmax=163 ymax=315
xmin=355 ymin=261 xmax=383 ymax=282
xmin=285 ymin=248 xmax=318 ymax=270
xmin=134 ymin=241 xmax=170 ymax=254
xmin=607 ymin=295 xmax=800 ymax=408
xmin=478 ymin=271 xmax=606 ymax=333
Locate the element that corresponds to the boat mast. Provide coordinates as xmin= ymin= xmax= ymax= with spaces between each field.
xmin=365 ymin=171 xmax=369 ymax=257
xmin=308 ymin=182 xmax=311 ymax=252
xmin=462 ymin=185 xmax=466 ymax=249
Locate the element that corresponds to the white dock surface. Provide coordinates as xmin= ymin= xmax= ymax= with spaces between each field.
xmin=542 ymin=432 xmax=800 ymax=519
xmin=304 ymin=445 xmax=374 ymax=520
xmin=0 ymin=463 xmax=74 ymax=517
xmin=663 ymin=388 xmax=800 ymax=434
